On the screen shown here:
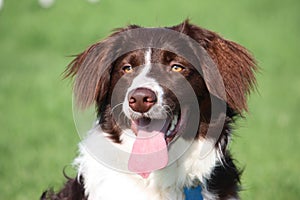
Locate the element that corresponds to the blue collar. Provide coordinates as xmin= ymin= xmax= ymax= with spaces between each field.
xmin=183 ymin=185 xmax=203 ymax=200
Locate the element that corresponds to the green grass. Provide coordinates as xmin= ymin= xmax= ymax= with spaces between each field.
xmin=0 ymin=0 xmax=299 ymax=199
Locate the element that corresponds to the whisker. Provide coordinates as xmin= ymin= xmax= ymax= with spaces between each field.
xmin=162 ymin=105 xmax=174 ymax=118
xmin=108 ymin=103 xmax=131 ymax=128
xmin=123 ymin=114 xmax=131 ymax=127
xmin=110 ymin=103 xmax=123 ymax=114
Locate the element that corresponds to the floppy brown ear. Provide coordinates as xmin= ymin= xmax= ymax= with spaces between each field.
xmin=65 ymin=25 xmax=142 ymax=110
xmin=207 ymin=35 xmax=257 ymax=113
xmin=64 ymin=39 xmax=113 ymax=110
xmin=171 ymin=20 xmax=257 ymax=113
xmin=65 ymin=24 xmax=143 ymax=110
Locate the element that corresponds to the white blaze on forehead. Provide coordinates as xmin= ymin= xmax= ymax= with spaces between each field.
xmin=128 ymin=48 xmax=153 ymax=90
xmin=145 ymin=48 xmax=152 ymax=65
xmin=128 ymin=48 xmax=164 ymax=97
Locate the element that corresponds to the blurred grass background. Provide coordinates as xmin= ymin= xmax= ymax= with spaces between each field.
xmin=0 ymin=0 xmax=299 ymax=199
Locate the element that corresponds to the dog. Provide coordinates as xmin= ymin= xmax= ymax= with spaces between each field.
xmin=41 ymin=20 xmax=257 ymax=200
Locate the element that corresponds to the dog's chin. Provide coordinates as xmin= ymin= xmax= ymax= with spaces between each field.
xmin=129 ymin=110 xmax=183 ymax=145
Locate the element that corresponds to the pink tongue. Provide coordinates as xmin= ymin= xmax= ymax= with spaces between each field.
xmin=128 ymin=124 xmax=168 ymax=178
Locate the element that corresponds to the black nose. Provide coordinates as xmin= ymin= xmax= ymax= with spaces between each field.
xmin=128 ymin=88 xmax=157 ymax=113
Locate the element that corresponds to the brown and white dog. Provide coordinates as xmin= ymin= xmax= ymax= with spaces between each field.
xmin=41 ymin=20 xmax=257 ymax=200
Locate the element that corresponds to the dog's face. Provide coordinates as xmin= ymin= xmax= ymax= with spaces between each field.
xmin=66 ymin=20 xmax=256 ymax=177
xmin=109 ymin=48 xmax=205 ymax=142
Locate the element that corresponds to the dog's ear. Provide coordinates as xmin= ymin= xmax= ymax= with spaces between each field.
xmin=64 ymin=38 xmax=114 ymax=110
xmin=65 ymin=25 xmax=142 ymax=110
xmin=171 ymin=20 xmax=257 ymax=113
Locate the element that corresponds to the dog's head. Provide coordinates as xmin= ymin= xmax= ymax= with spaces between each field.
xmin=66 ymin=20 xmax=256 ymax=177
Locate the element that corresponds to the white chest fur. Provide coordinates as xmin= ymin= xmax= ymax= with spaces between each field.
xmin=74 ymin=129 xmax=218 ymax=200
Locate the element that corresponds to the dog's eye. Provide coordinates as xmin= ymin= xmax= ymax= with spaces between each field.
xmin=171 ymin=64 xmax=184 ymax=72
xmin=122 ymin=65 xmax=133 ymax=73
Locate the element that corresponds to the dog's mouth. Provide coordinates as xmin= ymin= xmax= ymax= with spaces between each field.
xmin=130 ymin=111 xmax=181 ymax=145
xmin=128 ymin=110 xmax=184 ymax=178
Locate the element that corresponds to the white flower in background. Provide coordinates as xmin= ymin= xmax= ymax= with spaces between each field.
xmin=87 ymin=0 xmax=100 ymax=3
xmin=0 ymin=0 xmax=3 ymax=11
xmin=0 ymin=0 xmax=101 ymax=11
xmin=38 ymin=0 xmax=55 ymax=8
xmin=38 ymin=0 xmax=99 ymax=8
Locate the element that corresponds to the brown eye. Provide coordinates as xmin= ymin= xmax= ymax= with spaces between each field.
xmin=171 ymin=64 xmax=184 ymax=72
xmin=122 ymin=65 xmax=133 ymax=73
